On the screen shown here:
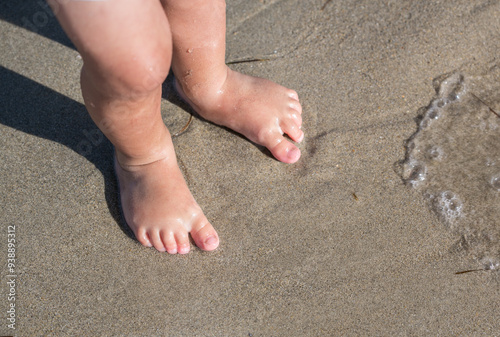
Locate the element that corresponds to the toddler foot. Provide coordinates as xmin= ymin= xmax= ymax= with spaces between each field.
xmin=176 ymin=68 xmax=303 ymax=163
xmin=115 ymin=143 xmax=219 ymax=254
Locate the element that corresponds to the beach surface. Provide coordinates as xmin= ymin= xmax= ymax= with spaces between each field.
xmin=1 ymin=0 xmax=499 ymax=335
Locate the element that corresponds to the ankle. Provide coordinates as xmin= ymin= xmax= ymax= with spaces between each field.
xmin=115 ymin=136 xmax=175 ymax=171
xmin=116 ymin=149 xmax=172 ymax=174
xmin=176 ymin=66 xmax=229 ymax=108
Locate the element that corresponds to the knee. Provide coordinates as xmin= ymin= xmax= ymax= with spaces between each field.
xmin=82 ymin=40 xmax=171 ymax=98
xmin=118 ymin=49 xmax=171 ymax=96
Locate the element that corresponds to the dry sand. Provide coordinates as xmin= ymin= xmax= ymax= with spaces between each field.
xmin=1 ymin=0 xmax=499 ymax=335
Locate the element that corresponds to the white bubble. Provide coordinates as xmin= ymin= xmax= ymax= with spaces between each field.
xmin=420 ymin=118 xmax=430 ymax=129
xmin=402 ymin=70 xmax=500 ymax=263
xmin=426 ymin=107 xmax=440 ymax=120
xmin=425 ymin=146 xmax=443 ymax=160
xmin=490 ymin=173 xmax=500 ymax=191
xmin=436 ymin=191 xmax=463 ymax=224
xmin=438 ymin=73 xmax=465 ymax=100
xmin=480 ymin=256 xmax=500 ymax=271
xmin=485 ymin=158 xmax=496 ymax=166
xmin=435 ymin=98 xmax=448 ymax=108
xmin=404 ymin=161 xmax=427 ymax=186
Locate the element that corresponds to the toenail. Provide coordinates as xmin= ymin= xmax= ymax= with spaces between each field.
xmin=288 ymin=147 xmax=300 ymax=159
xmin=178 ymin=246 xmax=190 ymax=254
xmin=297 ymin=132 xmax=304 ymax=142
xmin=205 ymin=236 xmax=218 ymax=246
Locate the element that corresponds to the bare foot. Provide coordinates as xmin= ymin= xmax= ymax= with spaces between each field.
xmin=176 ymin=67 xmax=304 ymax=163
xmin=114 ymin=136 xmax=219 ymax=254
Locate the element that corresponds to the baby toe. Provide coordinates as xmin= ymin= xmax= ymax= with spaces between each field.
xmin=190 ymin=219 xmax=219 ymax=252
xmin=282 ymin=120 xmax=304 ymax=143
xmin=175 ymin=232 xmax=191 ymax=255
xmin=287 ymin=89 xmax=299 ymax=101
xmin=270 ymin=138 xmax=301 ymax=164
xmin=135 ymin=228 xmax=153 ymax=247
xmin=149 ymin=230 xmax=166 ymax=252
xmin=288 ymin=99 xmax=302 ymax=114
xmin=288 ymin=108 xmax=303 ymax=126
xmin=161 ymin=231 xmax=178 ymax=254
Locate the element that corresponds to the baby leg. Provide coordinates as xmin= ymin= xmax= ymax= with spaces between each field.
xmin=50 ymin=0 xmax=219 ymax=254
xmin=161 ymin=0 xmax=304 ymax=163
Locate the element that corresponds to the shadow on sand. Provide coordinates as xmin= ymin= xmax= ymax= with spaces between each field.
xmin=0 ymin=66 xmax=136 ymax=240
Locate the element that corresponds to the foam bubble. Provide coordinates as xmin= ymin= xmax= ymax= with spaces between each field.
xmin=401 ymin=68 xmax=500 ymax=267
xmin=425 ymin=146 xmax=443 ymax=161
xmin=480 ymin=257 xmax=500 ymax=271
xmin=435 ymin=191 xmax=463 ymax=224
xmin=490 ymin=173 xmax=500 ymax=191
xmin=434 ymin=98 xmax=448 ymax=108
xmin=420 ymin=118 xmax=430 ymax=129
xmin=437 ymin=73 xmax=465 ymax=99
xmin=426 ymin=107 xmax=441 ymax=120
xmin=403 ymin=160 xmax=427 ymax=186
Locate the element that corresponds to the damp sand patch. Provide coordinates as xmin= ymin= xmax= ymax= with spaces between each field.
xmin=401 ymin=65 xmax=500 ymax=271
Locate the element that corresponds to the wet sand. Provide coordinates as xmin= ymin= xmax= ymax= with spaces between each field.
xmin=1 ymin=0 xmax=499 ymax=335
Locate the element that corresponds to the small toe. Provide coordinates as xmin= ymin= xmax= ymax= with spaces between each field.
xmin=161 ymin=231 xmax=178 ymax=254
xmin=282 ymin=121 xmax=304 ymax=143
xmin=289 ymin=109 xmax=303 ymax=126
xmin=175 ymin=232 xmax=191 ymax=255
xmin=190 ymin=220 xmax=219 ymax=252
xmin=288 ymin=100 xmax=302 ymax=114
xmin=136 ymin=228 xmax=153 ymax=247
xmin=270 ymin=139 xmax=301 ymax=163
xmin=149 ymin=231 xmax=166 ymax=252
xmin=287 ymin=89 xmax=299 ymax=101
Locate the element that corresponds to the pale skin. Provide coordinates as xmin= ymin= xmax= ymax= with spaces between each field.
xmin=49 ymin=0 xmax=303 ymax=254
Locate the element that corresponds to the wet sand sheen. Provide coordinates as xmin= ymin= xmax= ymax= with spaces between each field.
xmin=2 ymin=0 xmax=500 ymax=335
xmin=403 ymin=65 xmax=500 ymax=270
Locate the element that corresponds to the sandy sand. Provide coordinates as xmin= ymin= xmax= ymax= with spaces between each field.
xmin=1 ymin=0 xmax=499 ymax=335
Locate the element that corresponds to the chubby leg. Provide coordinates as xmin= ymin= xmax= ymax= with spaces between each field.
xmin=50 ymin=0 xmax=219 ymax=253
xmin=161 ymin=0 xmax=304 ymax=163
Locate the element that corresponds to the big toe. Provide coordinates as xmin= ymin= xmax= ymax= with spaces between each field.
xmin=270 ymin=139 xmax=301 ymax=164
xmin=190 ymin=220 xmax=219 ymax=252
